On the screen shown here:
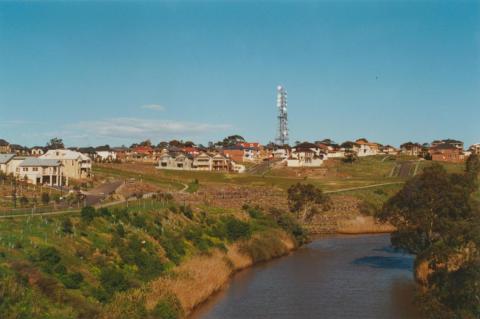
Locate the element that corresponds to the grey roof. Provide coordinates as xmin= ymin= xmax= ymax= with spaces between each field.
xmin=0 ymin=154 xmax=15 ymax=164
xmin=19 ymin=157 xmax=61 ymax=167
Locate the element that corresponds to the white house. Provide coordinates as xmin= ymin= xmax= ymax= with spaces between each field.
xmin=287 ymin=143 xmax=325 ymax=167
xmin=0 ymin=154 xmax=15 ymax=175
xmin=17 ymin=157 xmax=64 ymax=186
xmin=96 ymin=150 xmax=117 ymax=162
xmin=41 ymin=149 xmax=91 ymax=180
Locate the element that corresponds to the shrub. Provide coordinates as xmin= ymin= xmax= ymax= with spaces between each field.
xmin=100 ymin=267 xmax=130 ymax=296
xmin=41 ymin=192 xmax=50 ymax=205
xmin=98 ymin=207 xmax=111 ymax=218
xmin=358 ymin=200 xmax=378 ymax=216
xmin=132 ymin=214 xmax=146 ymax=228
xmin=61 ymin=272 xmax=84 ymax=289
xmin=160 ymin=236 xmax=186 ymax=265
xmin=37 ymin=246 xmax=61 ymax=268
xmin=62 ymin=218 xmax=73 ymax=234
xmin=151 ymin=294 xmax=184 ymax=319
xmin=81 ymin=206 xmax=97 ymax=223
xmin=180 ymin=205 xmax=193 ymax=220
xmin=19 ymin=196 xmax=29 ymax=207
xmin=225 ymin=217 xmax=251 ymax=242
xmin=276 ymin=213 xmax=307 ymax=244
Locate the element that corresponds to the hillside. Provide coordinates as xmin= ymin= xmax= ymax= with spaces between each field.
xmin=0 ymin=198 xmax=303 ymax=319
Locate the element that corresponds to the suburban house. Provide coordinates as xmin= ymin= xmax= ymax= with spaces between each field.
xmin=355 ymin=139 xmax=380 ymax=157
xmin=17 ymin=157 xmax=64 ymax=186
xmin=95 ymin=146 xmax=117 ymax=162
xmin=40 ymin=149 xmax=91 ymax=180
xmin=192 ymin=152 xmax=213 ymax=171
xmin=341 ymin=141 xmax=360 ymax=155
xmin=272 ymin=147 xmax=290 ymax=160
xmin=432 ymin=139 xmax=464 ymax=150
xmin=381 ymin=145 xmax=398 ymax=155
xmin=158 ymin=152 xmax=194 ymax=170
xmin=157 ymin=150 xmax=243 ymax=173
xmin=222 ymin=145 xmax=245 ymax=163
xmin=287 ymin=142 xmax=325 ymax=167
xmin=429 ymin=144 xmax=465 ymax=163
xmin=0 ymin=139 xmax=11 ymax=154
xmin=0 ymin=154 xmax=15 ymax=174
xmin=400 ymin=142 xmax=423 ymax=156
xmin=30 ymin=147 xmax=45 ymax=156
xmin=469 ymin=144 xmax=480 ymax=155
xmin=10 ymin=144 xmax=29 ymax=156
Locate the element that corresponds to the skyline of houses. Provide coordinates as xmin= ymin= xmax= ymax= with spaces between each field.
xmin=0 ymin=137 xmax=478 ymax=186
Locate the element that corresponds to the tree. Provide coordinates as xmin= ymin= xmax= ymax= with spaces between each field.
xmin=139 ymin=139 xmax=151 ymax=147
xmin=46 ymin=137 xmax=64 ymax=149
xmin=377 ymin=163 xmax=480 ymax=318
xmin=287 ymin=183 xmax=331 ymax=222
xmin=221 ymin=135 xmax=245 ymax=147
xmin=41 ymin=192 xmax=50 ymax=205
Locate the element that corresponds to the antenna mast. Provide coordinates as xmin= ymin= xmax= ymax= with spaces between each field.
xmin=275 ymin=85 xmax=289 ymax=145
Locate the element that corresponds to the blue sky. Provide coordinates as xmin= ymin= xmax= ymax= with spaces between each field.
xmin=0 ymin=0 xmax=479 ymax=147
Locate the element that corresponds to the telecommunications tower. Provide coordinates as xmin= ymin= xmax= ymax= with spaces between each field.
xmin=275 ymin=85 xmax=289 ymax=145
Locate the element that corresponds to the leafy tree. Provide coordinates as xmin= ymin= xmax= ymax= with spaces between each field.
xmin=287 ymin=183 xmax=331 ymax=222
xmin=41 ymin=192 xmax=50 ymax=205
xmin=221 ymin=135 xmax=245 ymax=147
xmin=46 ymin=137 xmax=64 ymax=149
xmin=139 ymin=139 xmax=152 ymax=147
xmin=377 ymin=163 xmax=480 ymax=318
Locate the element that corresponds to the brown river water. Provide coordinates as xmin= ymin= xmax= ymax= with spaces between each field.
xmin=191 ymin=234 xmax=423 ymax=319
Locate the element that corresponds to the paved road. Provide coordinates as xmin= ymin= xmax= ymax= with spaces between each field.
xmin=82 ymin=180 xmax=124 ymax=206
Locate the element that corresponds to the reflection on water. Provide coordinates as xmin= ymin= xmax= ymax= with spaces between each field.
xmin=191 ymin=234 xmax=423 ymax=319
xmin=352 ymin=255 xmax=413 ymax=270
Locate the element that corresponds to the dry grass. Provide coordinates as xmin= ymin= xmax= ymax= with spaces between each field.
xmin=336 ymin=216 xmax=395 ymax=234
xmin=146 ymin=232 xmax=295 ymax=317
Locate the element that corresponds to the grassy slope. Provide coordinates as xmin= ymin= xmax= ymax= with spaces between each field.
xmin=0 ymin=199 xmax=300 ymax=319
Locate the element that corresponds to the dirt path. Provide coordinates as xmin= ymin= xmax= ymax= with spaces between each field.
xmin=324 ymin=182 xmax=405 ymax=194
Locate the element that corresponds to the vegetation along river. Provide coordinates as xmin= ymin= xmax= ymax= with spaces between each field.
xmin=191 ymin=234 xmax=423 ymax=319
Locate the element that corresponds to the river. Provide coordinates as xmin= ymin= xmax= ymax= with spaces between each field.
xmin=191 ymin=234 xmax=423 ymax=319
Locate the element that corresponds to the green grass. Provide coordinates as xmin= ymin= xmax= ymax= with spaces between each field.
xmin=93 ymin=166 xmax=185 ymax=191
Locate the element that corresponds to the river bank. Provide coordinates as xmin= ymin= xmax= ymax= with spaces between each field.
xmin=145 ymin=229 xmax=298 ymax=318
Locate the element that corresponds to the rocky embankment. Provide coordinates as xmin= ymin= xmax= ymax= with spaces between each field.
xmin=305 ymin=195 xmax=395 ymax=234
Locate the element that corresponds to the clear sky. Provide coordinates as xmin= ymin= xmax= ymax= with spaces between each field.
xmin=0 ymin=0 xmax=479 ymax=148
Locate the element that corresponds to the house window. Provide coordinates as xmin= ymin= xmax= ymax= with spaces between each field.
xmin=22 ymin=167 xmax=28 ymax=172
xmin=32 ymin=167 xmax=38 ymax=172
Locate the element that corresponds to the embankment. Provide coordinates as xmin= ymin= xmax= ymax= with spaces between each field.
xmin=147 ymin=229 xmax=296 ymax=317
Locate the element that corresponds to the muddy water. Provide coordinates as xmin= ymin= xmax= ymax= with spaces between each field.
xmin=191 ymin=234 xmax=423 ymax=319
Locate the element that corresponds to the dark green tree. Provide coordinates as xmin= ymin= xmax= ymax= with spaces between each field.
xmin=46 ymin=137 xmax=64 ymax=149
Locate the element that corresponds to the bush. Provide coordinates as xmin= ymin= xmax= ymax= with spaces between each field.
xmin=276 ymin=213 xmax=307 ymax=244
xmin=41 ymin=192 xmax=50 ymax=205
xmin=100 ymin=267 xmax=130 ymax=296
xmin=62 ymin=218 xmax=73 ymax=234
xmin=225 ymin=217 xmax=251 ymax=242
xmin=81 ymin=206 xmax=97 ymax=223
xmin=61 ymin=272 xmax=84 ymax=289
xmin=160 ymin=236 xmax=186 ymax=265
xmin=37 ymin=247 xmax=61 ymax=268
xmin=358 ymin=200 xmax=378 ymax=216
xmin=151 ymin=294 xmax=183 ymax=319
xmin=180 ymin=205 xmax=193 ymax=220
xmin=19 ymin=196 xmax=29 ymax=207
